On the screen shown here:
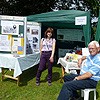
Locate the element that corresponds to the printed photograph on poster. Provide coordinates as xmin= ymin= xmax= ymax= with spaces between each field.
xmin=1 ymin=21 xmax=19 ymax=35
xmin=26 ymin=34 xmax=39 ymax=53
xmin=0 ymin=35 xmax=12 ymax=51
xmin=27 ymin=27 xmax=30 ymax=33
xmin=33 ymin=44 xmax=37 ymax=49
xmin=26 ymin=25 xmax=40 ymax=54
xmin=26 ymin=37 xmax=33 ymax=54
xmin=33 ymin=37 xmax=38 ymax=43
xmin=31 ymin=29 xmax=38 ymax=35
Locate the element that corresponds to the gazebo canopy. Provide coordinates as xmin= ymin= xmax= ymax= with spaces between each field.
xmin=27 ymin=10 xmax=91 ymax=46
xmin=95 ymin=10 xmax=100 ymax=42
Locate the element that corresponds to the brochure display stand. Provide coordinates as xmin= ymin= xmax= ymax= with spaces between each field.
xmin=0 ymin=15 xmax=41 ymax=85
xmin=0 ymin=15 xmax=27 ymax=56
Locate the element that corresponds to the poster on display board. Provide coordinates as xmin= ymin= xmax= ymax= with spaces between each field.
xmin=12 ymin=37 xmax=24 ymax=55
xmin=26 ymin=25 xmax=40 ymax=54
xmin=0 ymin=34 xmax=12 ymax=51
xmin=1 ymin=20 xmax=23 ymax=35
xmin=0 ymin=15 xmax=27 ymax=56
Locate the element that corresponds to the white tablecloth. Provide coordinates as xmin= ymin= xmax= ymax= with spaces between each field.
xmin=57 ymin=58 xmax=80 ymax=73
xmin=0 ymin=52 xmax=40 ymax=77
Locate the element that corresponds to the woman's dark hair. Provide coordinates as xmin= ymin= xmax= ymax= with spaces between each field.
xmin=44 ymin=27 xmax=54 ymax=38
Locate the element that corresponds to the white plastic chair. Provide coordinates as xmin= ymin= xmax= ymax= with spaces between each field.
xmin=81 ymin=88 xmax=96 ymax=100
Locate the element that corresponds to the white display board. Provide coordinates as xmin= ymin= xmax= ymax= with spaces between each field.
xmin=82 ymin=48 xmax=90 ymax=56
xmin=0 ymin=15 xmax=27 ymax=56
xmin=26 ymin=22 xmax=41 ymax=54
xmin=75 ymin=16 xmax=87 ymax=25
xmin=0 ymin=15 xmax=41 ymax=56
xmin=57 ymin=29 xmax=83 ymax=41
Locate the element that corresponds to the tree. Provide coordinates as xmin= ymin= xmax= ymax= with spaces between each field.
xmin=52 ymin=0 xmax=100 ymax=15
xmin=0 ymin=0 xmax=100 ymax=17
xmin=0 ymin=0 xmax=56 ymax=16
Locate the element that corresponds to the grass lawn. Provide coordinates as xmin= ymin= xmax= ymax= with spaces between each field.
xmin=0 ymin=64 xmax=100 ymax=100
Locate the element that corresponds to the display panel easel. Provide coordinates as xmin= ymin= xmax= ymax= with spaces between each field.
xmin=0 ymin=16 xmax=41 ymax=85
xmin=0 ymin=15 xmax=27 ymax=85
xmin=0 ymin=15 xmax=27 ymax=55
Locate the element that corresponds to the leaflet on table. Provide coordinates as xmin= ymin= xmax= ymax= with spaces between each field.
xmin=82 ymin=48 xmax=90 ymax=56
xmin=65 ymin=53 xmax=82 ymax=62
xmin=0 ymin=34 xmax=12 ymax=51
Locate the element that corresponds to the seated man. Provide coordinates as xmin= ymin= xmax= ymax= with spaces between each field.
xmin=57 ymin=41 xmax=100 ymax=100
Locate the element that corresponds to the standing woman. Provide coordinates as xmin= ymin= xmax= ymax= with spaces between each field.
xmin=36 ymin=27 xmax=56 ymax=86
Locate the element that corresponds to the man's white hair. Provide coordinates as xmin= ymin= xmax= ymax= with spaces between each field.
xmin=88 ymin=41 xmax=99 ymax=47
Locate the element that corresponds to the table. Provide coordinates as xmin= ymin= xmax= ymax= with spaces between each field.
xmin=0 ymin=52 xmax=40 ymax=85
xmin=57 ymin=57 xmax=81 ymax=82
